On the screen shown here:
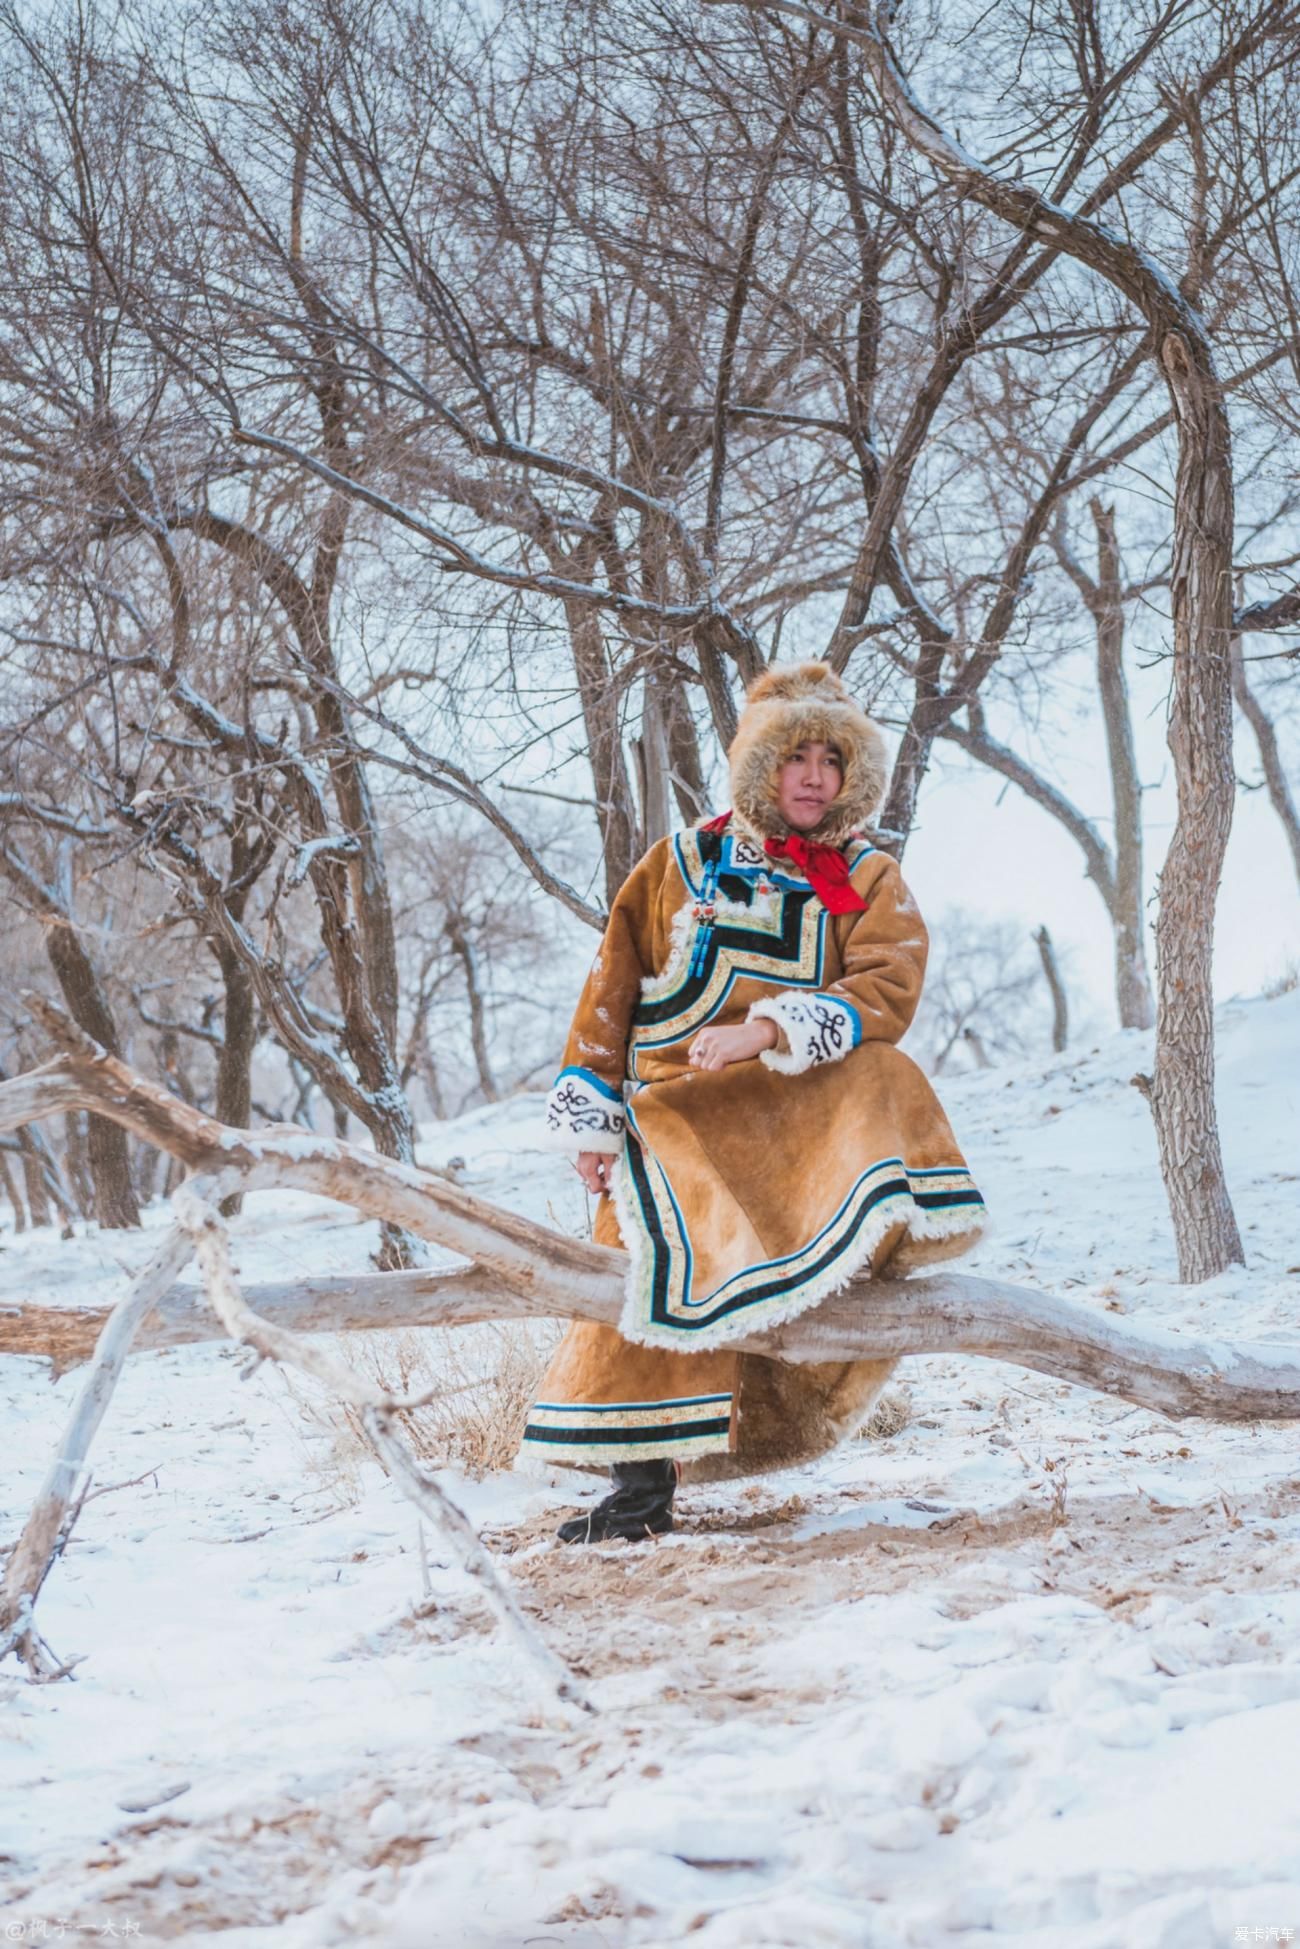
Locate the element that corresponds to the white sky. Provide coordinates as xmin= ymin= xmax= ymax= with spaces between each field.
xmin=903 ymin=672 xmax=1300 ymax=1028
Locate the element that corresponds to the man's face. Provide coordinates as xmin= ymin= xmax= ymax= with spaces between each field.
xmin=775 ymin=741 xmax=843 ymax=831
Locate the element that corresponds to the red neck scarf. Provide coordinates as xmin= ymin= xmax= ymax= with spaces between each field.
xmin=702 ymin=811 xmax=867 ymax=915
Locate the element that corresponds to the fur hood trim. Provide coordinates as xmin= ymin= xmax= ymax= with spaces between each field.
xmin=728 ymin=661 xmax=888 ymax=848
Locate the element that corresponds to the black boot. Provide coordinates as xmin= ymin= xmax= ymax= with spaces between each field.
xmin=556 ymin=1458 xmax=677 ymax=1544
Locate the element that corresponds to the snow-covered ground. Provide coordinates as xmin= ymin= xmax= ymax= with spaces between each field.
xmin=2 ymin=992 xmax=1299 ymax=1946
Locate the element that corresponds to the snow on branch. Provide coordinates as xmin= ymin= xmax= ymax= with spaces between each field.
xmin=1233 ymin=585 xmax=1300 ymax=633
xmin=286 ymin=830 xmax=362 ymax=888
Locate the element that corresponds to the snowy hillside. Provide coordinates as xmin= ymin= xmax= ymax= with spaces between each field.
xmin=3 ymin=991 xmax=1299 ymax=1947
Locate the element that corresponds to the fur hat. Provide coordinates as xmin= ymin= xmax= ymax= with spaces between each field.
xmin=728 ymin=661 xmax=888 ymax=848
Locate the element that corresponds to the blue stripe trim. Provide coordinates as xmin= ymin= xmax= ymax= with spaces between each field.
xmin=627 ymin=1140 xmax=982 ymax=1323
xmin=532 ymin=1394 xmax=732 ymax=1414
xmin=523 ymin=1419 xmax=731 ymax=1447
xmin=626 ymin=1098 xmax=695 ymax=1293
xmin=824 ymin=993 xmax=863 ymax=1047
xmin=631 ymin=908 xmax=828 ymax=1059
xmin=552 ymin=1065 xmax=623 ymax=1103
xmin=673 ymin=829 xmax=702 ymax=896
xmin=694 ymin=1165 xmax=983 ymax=1312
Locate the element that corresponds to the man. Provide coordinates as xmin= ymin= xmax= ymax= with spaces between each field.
xmin=525 ymin=662 xmax=987 ymax=1542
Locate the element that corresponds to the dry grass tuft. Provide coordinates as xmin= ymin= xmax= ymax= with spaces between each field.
xmin=282 ymin=1321 xmax=563 ymax=1501
xmin=859 ymin=1387 xmax=913 ymax=1440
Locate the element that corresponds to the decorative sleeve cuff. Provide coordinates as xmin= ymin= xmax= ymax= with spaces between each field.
xmin=747 ymin=992 xmax=863 ymax=1076
xmin=541 ymin=1066 xmax=627 ymax=1154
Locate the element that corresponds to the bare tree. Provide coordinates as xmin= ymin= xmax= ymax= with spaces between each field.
xmin=709 ymin=0 xmax=1266 ymax=1281
xmin=1034 ymin=926 xmax=1070 ymax=1055
xmin=0 ymin=835 xmax=139 ymax=1227
xmin=1232 ymin=636 xmax=1300 ymax=889
xmin=939 ymin=498 xmax=1155 ymax=1031
xmin=910 ymin=911 xmax=1046 ymax=1076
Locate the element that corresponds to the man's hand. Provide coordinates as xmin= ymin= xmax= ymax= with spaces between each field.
xmin=688 ymin=1017 xmax=779 ymax=1071
xmin=574 ymin=1150 xmax=617 ymax=1195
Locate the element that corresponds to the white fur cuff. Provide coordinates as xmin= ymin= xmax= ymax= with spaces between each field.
xmin=541 ymin=1066 xmax=627 ymax=1154
xmin=748 ymin=992 xmax=862 ymax=1075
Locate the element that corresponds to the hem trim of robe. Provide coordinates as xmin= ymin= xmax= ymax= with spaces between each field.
xmin=520 ymin=1390 xmax=734 ymax=1464
xmin=611 ymin=1129 xmax=988 ymax=1350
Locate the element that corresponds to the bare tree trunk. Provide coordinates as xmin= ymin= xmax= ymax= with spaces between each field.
xmin=417 ymin=1043 xmax=448 ymax=1122
xmin=876 ymin=642 xmax=948 ymax=850
xmin=287 ymin=1058 xmax=317 ymax=1128
xmin=307 ymin=658 xmax=403 ymax=1053
xmin=962 ymin=1025 xmax=992 ymax=1069
xmin=18 ymin=1130 xmax=50 ymax=1227
xmin=399 ymin=978 xmax=450 ymax=1121
xmin=664 ymin=676 xmax=711 ymax=822
xmin=0 ymin=1072 xmax=75 ymax=1230
xmin=634 ymin=673 xmax=674 ymax=851
xmin=30 ymin=1126 xmax=76 ymax=1229
xmin=1034 ymin=926 xmax=1069 ymax=1052
xmin=0 ymin=853 xmax=140 ymax=1228
xmin=1145 ymin=337 xmax=1244 ymax=1280
xmin=10 ymin=1021 xmax=1299 ymax=1433
xmin=562 ymin=543 xmax=639 ymax=902
xmin=1231 ymin=635 xmax=1300 ymax=890
xmin=45 ymin=922 xmax=141 ymax=1229
xmin=1090 ymin=501 xmax=1155 ymax=1030
xmin=0 ymin=1146 xmax=27 ymax=1231
xmin=214 ymin=941 xmax=257 ymax=1218
xmin=445 ymin=908 xmax=498 ymax=1104
xmin=63 ymin=1112 xmax=93 ymax=1215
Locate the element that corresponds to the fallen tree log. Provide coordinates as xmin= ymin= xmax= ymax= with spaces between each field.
xmin=7 ymin=1263 xmax=1300 ymax=1424
xmin=3 ymin=995 xmax=1300 ymax=1691
xmin=5 ymin=996 xmax=1300 ymax=1423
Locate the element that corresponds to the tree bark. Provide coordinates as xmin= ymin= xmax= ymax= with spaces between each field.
xmin=214 ymin=939 xmax=257 ymax=1218
xmin=0 ymin=854 xmax=140 ymax=1228
xmin=63 ymin=1112 xmax=93 ymax=1215
xmin=0 ymin=1147 xmax=27 ymax=1232
xmin=664 ymin=674 xmax=711 ymax=822
xmin=17 ymin=1129 xmax=50 ymax=1227
xmin=561 ymin=539 xmax=639 ymax=903
xmin=1147 ymin=334 xmax=1244 ymax=1279
xmin=10 ymin=1255 xmax=1300 ymax=1427
xmin=445 ymin=908 xmax=498 ymax=1104
xmin=635 ymin=673 xmax=675 ymax=852
xmin=1089 ymin=502 xmax=1155 ymax=1030
xmin=1034 ymin=926 xmax=1069 ymax=1052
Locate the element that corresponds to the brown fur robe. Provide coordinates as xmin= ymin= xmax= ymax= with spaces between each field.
xmin=520 ymin=664 xmax=987 ymax=1479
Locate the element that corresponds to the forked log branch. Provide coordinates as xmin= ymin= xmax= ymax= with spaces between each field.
xmin=1 ymin=1220 xmax=197 ymax=1678
xmin=0 ymin=1001 xmax=602 ymax=1704
xmin=3 ymin=1000 xmax=1299 ymax=1422
xmin=5 ymin=997 xmax=1300 ymax=1689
